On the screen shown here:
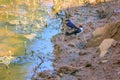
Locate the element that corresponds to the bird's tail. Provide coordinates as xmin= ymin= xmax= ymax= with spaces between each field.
xmin=65 ymin=32 xmax=72 ymax=36
xmin=65 ymin=31 xmax=77 ymax=36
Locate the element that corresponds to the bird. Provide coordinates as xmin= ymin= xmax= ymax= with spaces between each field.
xmin=65 ymin=19 xmax=78 ymax=29
xmin=65 ymin=25 xmax=83 ymax=36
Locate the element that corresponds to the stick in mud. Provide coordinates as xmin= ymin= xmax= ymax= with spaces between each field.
xmin=31 ymin=55 xmax=44 ymax=80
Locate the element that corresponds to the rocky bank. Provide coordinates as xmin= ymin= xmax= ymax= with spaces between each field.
xmin=33 ymin=0 xmax=120 ymax=80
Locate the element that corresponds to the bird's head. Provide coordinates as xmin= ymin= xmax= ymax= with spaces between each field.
xmin=78 ymin=25 xmax=83 ymax=33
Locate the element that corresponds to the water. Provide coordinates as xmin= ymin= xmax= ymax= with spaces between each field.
xmin=0 ymin=0 xmax=62 ymax=80
xmin=24 ymin=17 xmax=62 ymax=80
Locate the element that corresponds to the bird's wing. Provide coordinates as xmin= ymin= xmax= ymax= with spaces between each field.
xmin=66 ymin=20 xmax=78 ymax=29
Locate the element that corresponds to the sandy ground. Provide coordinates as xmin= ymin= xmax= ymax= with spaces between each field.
xmin=33 ymin=0 xmax=120 ymax=80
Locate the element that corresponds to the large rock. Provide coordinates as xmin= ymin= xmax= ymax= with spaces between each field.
xmin=99 ymin=38 xmax=115 ymax=57
xmin=87 ymin=21 xmax=120 ymax=47
xmin=93 ymin=21 xmax=120 ymax=40
xmin=92 ymin=26 xmax=106 ymax=37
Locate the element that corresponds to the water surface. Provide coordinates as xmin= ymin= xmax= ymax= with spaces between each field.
xmin=0 ymin=0 xmax=62 ymax=80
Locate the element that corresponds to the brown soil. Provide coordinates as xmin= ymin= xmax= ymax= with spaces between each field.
xmin=33 ymin=0 xmax=120 ymax=80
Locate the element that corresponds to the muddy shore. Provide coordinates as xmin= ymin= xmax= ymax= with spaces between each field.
xmin=34 ymin=0 xmax=120 ymax=80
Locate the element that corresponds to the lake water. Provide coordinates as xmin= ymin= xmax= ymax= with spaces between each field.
xmin=0 ymin=0 xmax=62 ymax=80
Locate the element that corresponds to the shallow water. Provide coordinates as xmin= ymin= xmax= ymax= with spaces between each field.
xmin=24 ymin=17 xmax=61 ymax=80
xmin=0 ymin=0 xmax=62 ymax=80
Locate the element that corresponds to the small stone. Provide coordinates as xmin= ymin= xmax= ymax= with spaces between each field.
xmin=85 ymin=64 xmax=92 ymax=67
xmin=79 ymin=52 xmax=87 ymax=55
xmin=68 ymin=43 xmax=75 ymax=47
xmin=100 ymin=60 xmax=108 ymax=63
xmin=99 ymin=38 xmax=115 ymax=57
xmin=59 ymin=73 xmax=63 ymax=77
xmin=112 ymin=41 xmax=117 ymax=47
xmin=76 ymin=42 xmax=86 ymax=49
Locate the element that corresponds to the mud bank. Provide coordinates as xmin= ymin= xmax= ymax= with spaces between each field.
xmin=34 ymin=0 xmax=120 ymax=80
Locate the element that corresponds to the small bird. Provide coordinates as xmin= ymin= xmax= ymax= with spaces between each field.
xmin=65 ymin=25 xmax=83 ymax=36
xmin=65 ymin=19 xmax=78 ymax=29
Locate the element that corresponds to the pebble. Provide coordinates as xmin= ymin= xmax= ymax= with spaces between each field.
xmin=76 ymin=42 xmax=86 ymax=49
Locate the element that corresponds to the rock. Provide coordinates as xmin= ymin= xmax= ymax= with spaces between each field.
xmin=92 ymin=25 xmax=106 ymax=37
xmin=96 ymin=8 xmax=108 ymax=19
xmin=76 ymin=42 xmax=86 ymax=49
xmin=99 ymin=38 xmax=115 ymax=57
xmin=57 ymin=66 xmax=77 ymax=74
xmin=54 ymin=44 xmax=62 ymax=55
xmin=85 ymin=63 xmax=92 ymax=67
xmin=100 ymin=60 xmax=108 ymax=63
xmin=68 ymin=43 xmax=75 ymax=47
xmin=36 ymin=70 xmax=57 ymax=79
xmin=79 ymin=52 xmax=88 ymax=55
xmin=87 ymin=21 xmax=120 ymax=47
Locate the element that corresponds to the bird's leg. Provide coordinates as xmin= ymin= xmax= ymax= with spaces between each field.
xmin=65 ymin=30 xmax=78 ymax=36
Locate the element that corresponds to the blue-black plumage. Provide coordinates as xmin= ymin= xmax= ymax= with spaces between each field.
xmin=65 ymin=25 xmax=83 ymax=36
xmin=65 ymin=19 xmax=78 ymax=29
